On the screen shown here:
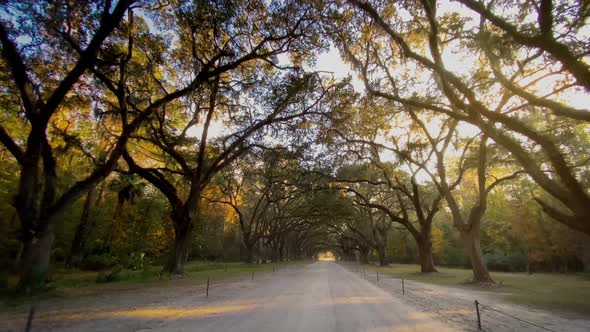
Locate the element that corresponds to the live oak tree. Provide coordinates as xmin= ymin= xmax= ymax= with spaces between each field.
xmin=338 ymin=162 xmax=443 ymax=272
xmin=211 ymin=148 xmax=321 ymax=262
xmin=97 ymin=0 xmax=343 ymax=274
xmin=118 ymin=0 xmax=347 ymax=270
xmin=0 ymin=0 xmax=135 ymax=292
xmin=322 ymin=90 xmax=518 ymax=281
xmin=336 ymin=0 xmax=590 ymax=236
xmin=319 ymin=98 xmax=443 ymax=272
xmin=210 ymin=155 xmax=275 ymax=263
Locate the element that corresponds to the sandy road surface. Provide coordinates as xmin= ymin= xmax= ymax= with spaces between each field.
xmin=1 ymin=262 xmax=453 ymax=332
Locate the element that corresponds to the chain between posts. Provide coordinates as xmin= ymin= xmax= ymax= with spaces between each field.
xmin=343 ymin=262 xmax=556 ymax=332
xmin=476 ymin=301 xmax=557 ymax=332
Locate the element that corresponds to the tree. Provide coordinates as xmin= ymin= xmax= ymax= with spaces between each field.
xmin=0 ymin=0 xmax=135 ymax=292
xmin=210 ymin=156 xmax=274 ymax=263
xmin=319 ymin=97 xmax=444 ymax=272
xmin=114 ymin=0 xmax=348 ymax=272
xmin=337 ymin=0 xmax=590 ymax=236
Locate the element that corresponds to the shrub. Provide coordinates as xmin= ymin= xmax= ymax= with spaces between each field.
xmin=441 ymin=246 xmax=471 ymax=268
xmin=52 ymin=247 xmax=66 ymax=263
xmin=81 ymin=254 xmax=119 ymax=270
xmin=140 ymin=264 xmax=153 ymax=279
xmin=125 ymin=252 xmax=146 ymax=270
xmin=485 ymin=251 xmax=528 ymax=272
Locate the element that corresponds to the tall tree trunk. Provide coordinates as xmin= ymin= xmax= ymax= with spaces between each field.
xmin=18 ymin=223 xmax=55 ymax=293
xmin=108 ymin=197 xmax=125 ymax=249
xmin=376 ymin=243 xmax=387 ymax=266
xmin=164 ymin=213 xmax=193 ymax=275
xmin=358 ymin=246 xmax=369 ymax=264
xmin=375 ymin=227 xmax=388 ymax=266
xmin=66 ymin=187 xmax=96 ymax=267
xmin=461 ymin=228 xmax=493 ymax=283
xmin=271 ymin=242 xmax=279 ymax=263
xmin=417 ymin=237 xmax=437 ymax=273
xmin=13 ymin=243 xmax=24 ymax=271
xmin=243 ymin=241 xmax=255 ymax=264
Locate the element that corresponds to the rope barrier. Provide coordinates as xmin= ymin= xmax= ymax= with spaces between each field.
xmin=478 ymin=302 xmax=557 ymax=332
xmin=340 ymin=262 xmax=558 ymax=332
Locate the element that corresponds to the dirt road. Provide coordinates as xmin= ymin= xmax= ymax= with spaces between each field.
xmin=2 ymin=262 xmax=453 ymax=332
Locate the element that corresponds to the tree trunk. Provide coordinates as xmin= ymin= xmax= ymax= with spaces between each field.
xmin=243 ymin=242 xmax=255 ymax=264
xmin=18 ymin=224 xmax=55 ymax=293
xmin=417 ymin=238 xmax=437 ymax=273
xmin=358 ymin=246 xmax=369 ymax=264
xmin=66 ymin=187 xmax=96 ymax=267
xmin=278 ymin=240 xmax=285 ymax=262
xmin=270 ymin=240 xmax=279 ymax=263
xmin=462 ymin=229 xmax=493 ymax=283
xmin=164 ymin=214 xmax=193 ymax=275
xmin=13 ymin=243 xmax=24 ymax=271
xmin=108 ymin=199 xmax=125 ymax=249
xmin=376 ymin=243 xmax=387 ymax=266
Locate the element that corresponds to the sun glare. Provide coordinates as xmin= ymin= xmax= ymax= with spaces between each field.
xmin=318 ymin=251 xmax=336 ymax=261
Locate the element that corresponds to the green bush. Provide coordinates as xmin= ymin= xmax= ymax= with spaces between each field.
xmin=485 ymin=251 xmax=527 ymax=272
xmin=441 ymin=246 xmax=471 ymax=268
xmin=81 ymin=254 xmax=119 ymax=270
xmin=125 ymin=252 xmax=146 ymax=270
xmin=140 ymin=264 xmax=156 ymax=280
xmin=52 ymin=247 xmax=66 ymax=263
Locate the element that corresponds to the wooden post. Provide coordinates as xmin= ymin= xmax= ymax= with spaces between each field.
xmin=402 ymin=279 xmax=405 ymax=295
xmin=475 ymin=300 xmax=481 ymax=330
xmin=252 ymin=271 xmax=255 ymax=281
xmin=25 ymin=305 xmax=35 ymax=332
xmin=376 ymin=271 xmax=379 ymax=282
xmin=206 ymin=276 xmax=210 ymax=298
xmin=363 ymin=268 xmax=366 ymax=277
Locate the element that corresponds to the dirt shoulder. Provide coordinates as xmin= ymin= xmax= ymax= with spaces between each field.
xmin=0 ymin=270 xmax=270 ymax=332
xmin=353 ymin=266 xmax=590 ymax=332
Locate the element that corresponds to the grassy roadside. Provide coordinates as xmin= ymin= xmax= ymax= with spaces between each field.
xmin=360 ymin=263 xmax=590 ymax=315
xmin=0 ymin=260 xmax=306 ymax=308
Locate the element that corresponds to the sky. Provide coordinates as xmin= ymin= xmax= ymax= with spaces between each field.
xmin=187 ymin=46 xmax=359 ymax=140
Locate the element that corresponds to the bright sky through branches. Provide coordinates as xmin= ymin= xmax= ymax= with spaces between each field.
xmin=184 ymin=0 xmax=588 ymax=179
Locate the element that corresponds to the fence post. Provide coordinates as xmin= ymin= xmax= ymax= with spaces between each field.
xmin=25 ymin=305 xmax=35 ymax=332
xmin=376 ymin=271 xmax=379 ymax=282
xmin=363 ymin=268 xmax=366 ymax=277
xmin=252 ymin=271 xmax=255 ymax=281
xmin=402 ymin=279 xmax=405 ymax=295
xmin=206 ymin=276 xmax=210 ymax=298
xmin=475 ymin=300 xmax=481 ymax=330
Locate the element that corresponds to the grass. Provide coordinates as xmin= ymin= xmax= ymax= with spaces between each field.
xmin=0 ymin=260 xmax=303 ymax=308
xmin=365 ymin=263 xmax=590 ymax=315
